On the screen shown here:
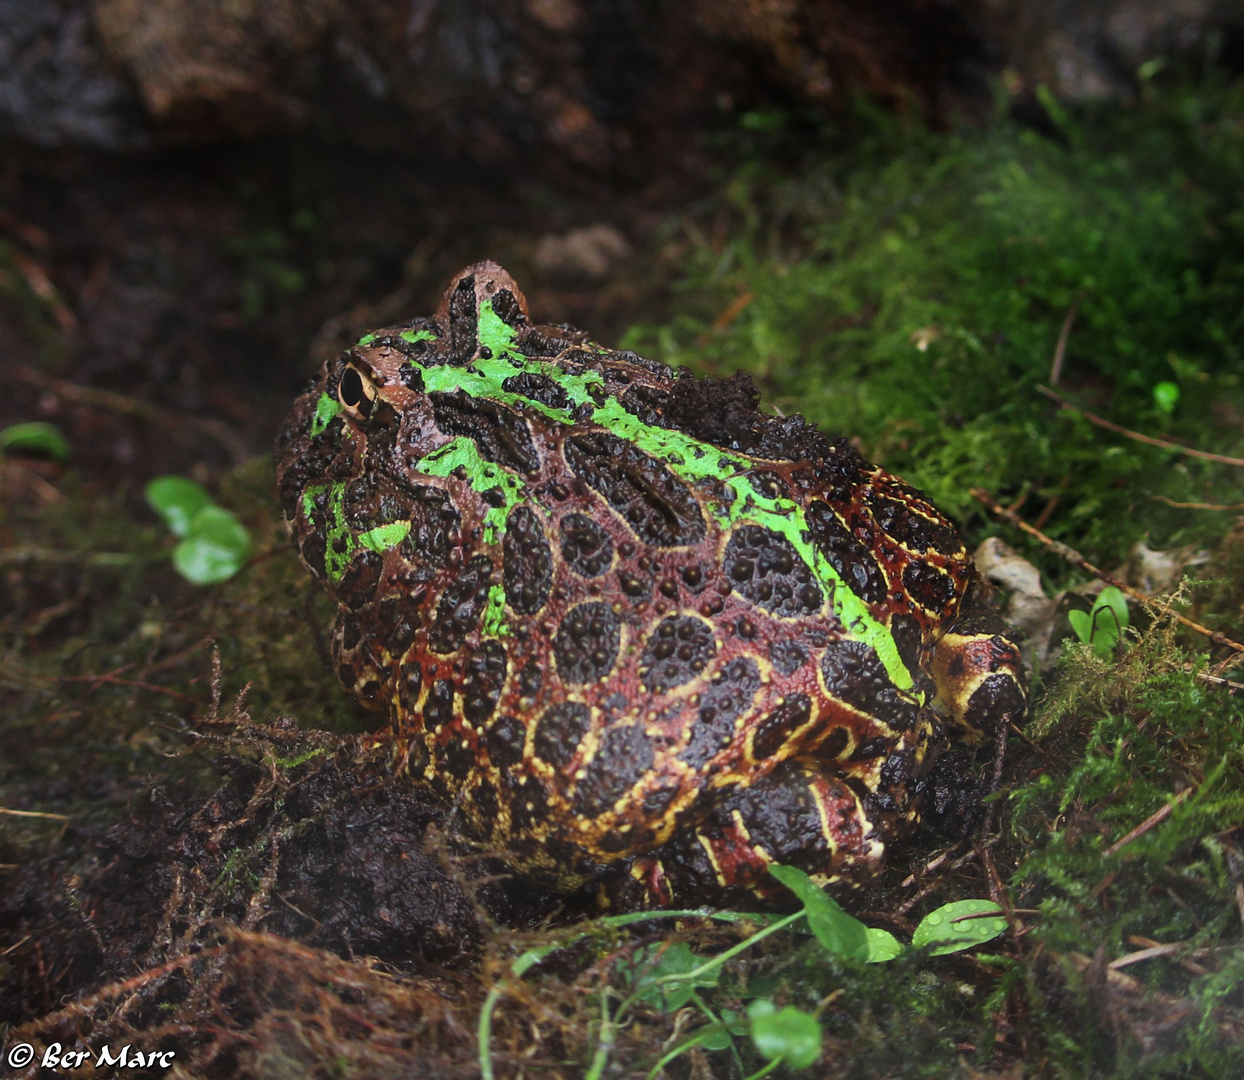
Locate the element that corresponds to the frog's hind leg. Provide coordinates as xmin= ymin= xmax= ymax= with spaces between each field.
xmin=629 ymin=760 xmax=886 ymax=908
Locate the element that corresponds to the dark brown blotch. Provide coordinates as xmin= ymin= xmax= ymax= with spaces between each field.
xmin=901 ymin=562 xmax=960 ymax=614
xmin=429 ymin=555 xmax=494 ymax=654
xmin=866 ymin=490 xmax=963 ymax=557
xmin=430 ymin=390 xmax=540 ymax=475
xmin=533 ymin=701 xmax=592 ymax=769
xmin=571 ymin=722 xmax=656 ymax=817
xmin=462 ymin=640 xmax=507 ymax=724
xmin=680 ymin=657 xmax=761 ymax=769
xmin=724 ymin=524 xmax=823 ymax=618
xmin=422 ymin=678 xmax=456 ymax=731
xmin=485 ymin=714 xmax=527 ymax=769
xmin=750 ymin=693 xmax=812 ymax=760
xmin=639 ymin=614 xmax=717 ymax=693
xmin=503 ymin=504 xmax=553 ymax=615
xmin=564 ymin=431 xmax=705 ymax=547
xmin=820 ymin=638 xmax=921 ymax=731
xmin=805 ymin=501 xmax=888 ymax=605
xmin=553 ymin=602 xmax=620 ymax=685
xmin=559 ymin=512 xmax=614 ymax=578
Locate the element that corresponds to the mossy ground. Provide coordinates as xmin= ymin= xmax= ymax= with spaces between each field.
xmin=2 ymin=71 xmax=1244 ymax=1078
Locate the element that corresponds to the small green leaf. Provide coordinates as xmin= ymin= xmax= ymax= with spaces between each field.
xmin=1152 ymin=380 xmax=1180 ymax=414
xmin=912 ymin=899 xmax=1006 ymax=955
xmin=864 ymin=926 xmax=903 ymax=963
xmin=146 ymin=476 xmax=214 ymax=538
xmin=628 ymin=942 xmax=718 ymax=1011
xmin=748 ymin=1001 xmax=822 ymax=1069
xmin=0 ymin=421 xmax=70 ymax=462
xmin=699 ymin=1027 xmax=733 ymax=1051
xmin=768 ymin=864 xmax=870 ymax=961
xmin=1096 ymin=586 xmax=1129 ymax=633
xmin=1068 ymin=608 xmax=1093 ymax=645
xmin=172 ymin=505 xmax=252 ymax=584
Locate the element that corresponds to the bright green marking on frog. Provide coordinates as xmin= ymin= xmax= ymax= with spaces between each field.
xmin=399 ymin=328 xmax=435 ymax=344
xmin=357 ymin=332 xmax=380 ymax=346
xmin=406 ymin=300 xmax=911 ymax=690
xmin=416 ymin=433 xmax=527 ymax=638
xmin=302 ymin=485 xmax=411 ymax=581
xmin=303 ymin=481 xmax=354 ymax=582
xmin=310 ymin=393 xmax=342 ymax=438
xmin=359 ymin=520 xmax=411 ymax=553
xmin=481 ymin=583 xmax=509 ymax=638
xmin=419 ymin=436 xmax=527 ymax=545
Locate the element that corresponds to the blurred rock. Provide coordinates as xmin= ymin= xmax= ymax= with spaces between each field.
xmin=534 ymin=224 xmax=630 ymax=279
xmin=2 ymin=1 xmax=1241 ymax=161
xmin=979 ymin=0 xmax=1244 ymax=102
xmin=0 ymin=0 xmax=142 ymax=147
xmin=93 ymin=0 xmax=338 ymax=137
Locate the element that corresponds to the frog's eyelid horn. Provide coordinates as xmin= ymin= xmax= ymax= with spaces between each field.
xmin=338 ymin=362 xmax=378 ymax=418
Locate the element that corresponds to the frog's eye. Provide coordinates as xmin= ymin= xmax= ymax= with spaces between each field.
xmin=338 ymin=363 xmax=378 ymax=418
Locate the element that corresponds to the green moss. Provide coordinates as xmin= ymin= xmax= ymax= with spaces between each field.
xmin=623 ymin=82 xmax=1244 ymax=580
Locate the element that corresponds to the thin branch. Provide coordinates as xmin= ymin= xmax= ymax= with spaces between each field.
xmin=971 ymin=487 xmax=1244 ymax=656
xmin=11 ymin=946 xmax=225 ymax=1039
xmin=15 ymin=365 xmax=250 ymax=464
xmin=1048 ymin=290 xmax=1083 ymax=386
xmin=1151 ymin=495 xmax=1244 ymax=511
xmin=1102 ymin=789 xmax=1191 ymax=858
xmin=1037 ymin=384 xmax=1244 ymax=467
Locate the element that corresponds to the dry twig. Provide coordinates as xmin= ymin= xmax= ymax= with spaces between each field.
xmin=971 ymin=487 xmax=1244 ymax=657
xmin=1102 ymin=789 xmax=1192 ymax=858
xmin=1047 ymin=290 xmax=1083 ymax=386
xmin=1037 ymin=385 xmax=1244 ymax=467
xmin=15 ymin=365 xmax=249 ymax=464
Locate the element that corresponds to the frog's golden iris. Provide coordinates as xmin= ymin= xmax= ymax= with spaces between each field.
xmin=276 ymin=262 xmax=1026 ymax=908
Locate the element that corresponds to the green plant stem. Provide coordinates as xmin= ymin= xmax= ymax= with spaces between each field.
xmin=742 ymin=1056 xmax=785 ymax=1080
xmin=644 ymin=1027 xmax=726 ymax=1080
xmin=584 ymin=983 xmax=616 ymax=1080
xmin=652 ymin=910 xmax=804 ymax=989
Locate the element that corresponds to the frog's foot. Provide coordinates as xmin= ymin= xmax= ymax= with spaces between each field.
xmin=929 ymin=604 xmax=1027 ymax=743
xmin=629 ymin=760 xmax=886 ymax=908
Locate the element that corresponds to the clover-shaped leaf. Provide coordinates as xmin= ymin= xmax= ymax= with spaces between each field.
xmin=748 ymin=999 xmax=822 ymax=1069
xmin=146 ymin=476 xmax=214 ymax=538
xmin=172 ymin=505 xmax=252 ymax=585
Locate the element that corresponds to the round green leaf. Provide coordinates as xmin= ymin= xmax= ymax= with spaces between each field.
xmin=749 ymin=1003 xmax=822 ymax=1069
xmin=171 ymin=506 xmax=252 ymax=584
xmin=912 ymin=899 xmax=1006 ymax=955
xmin=0 ymin=421 xmax=70 ymax=462
xmin=864 ymin=926 xmax=903 ymax=963
xmin=146 ymin=476 xmax=214 ymax=538
xmin=1152 ymin=380 xmax=1180 ymax=414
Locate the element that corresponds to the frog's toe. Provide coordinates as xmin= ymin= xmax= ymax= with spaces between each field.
xmin=930 ymin=613 xmax=1027 ymax=741
xmin=630 ymin=761 xmax=885 ymax=907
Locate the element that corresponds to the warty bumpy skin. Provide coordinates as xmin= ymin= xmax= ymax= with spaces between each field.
xmin=275 ymin=262 xmax=1027 ymax=907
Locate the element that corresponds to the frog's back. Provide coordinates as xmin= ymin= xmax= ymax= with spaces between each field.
xmin=276 ymin=263 xmax=991 ymax=894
